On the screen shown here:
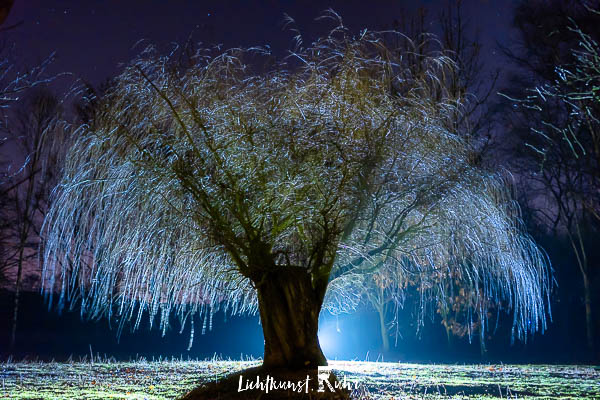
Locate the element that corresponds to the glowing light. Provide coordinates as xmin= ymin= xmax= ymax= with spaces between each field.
xmin=318 ymin=325 xmax=341 ymax=357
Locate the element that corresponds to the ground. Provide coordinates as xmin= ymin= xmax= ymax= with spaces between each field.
xmin=1 ymin=358 xmax=599 ymax=399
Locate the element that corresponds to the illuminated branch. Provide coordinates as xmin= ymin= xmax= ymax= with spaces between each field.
xmin=42 ymin=14 xmax=551 ymax=349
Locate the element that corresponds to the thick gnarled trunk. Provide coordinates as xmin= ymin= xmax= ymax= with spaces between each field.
xmin=255 ymin=266 xmax=327 ymax=369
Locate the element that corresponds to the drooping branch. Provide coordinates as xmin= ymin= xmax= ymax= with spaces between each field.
xmin=42 ymin=15 xmax=552 ymax=346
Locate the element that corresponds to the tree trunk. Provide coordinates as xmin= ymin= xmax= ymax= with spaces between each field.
xmin=583 ymin=273 xmax=594 ymax=352
xmin=377 ymin=305 xmax=390 ymax=353
xmin=10 ymin=247 xmax=24 ymax=350
xmin=255 ymin=266 xmax=327 ymax=369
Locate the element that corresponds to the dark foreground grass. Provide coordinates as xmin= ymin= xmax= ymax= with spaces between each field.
xmin=1 ymin=358 xmax=598 ymax=399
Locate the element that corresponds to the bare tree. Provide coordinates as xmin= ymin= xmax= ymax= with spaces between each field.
xmin=0 ymin=4 xmax=56 ymax=290
xmin=499 ymin=0 xmax=600 ymax=355
xmin=361 ymin=0 xmax=501 ymax=354
xmin=509 ymin=5 xmax=600 ymax=353
xmin=3 ymin=88 xmax=67 ymax=349
xmin=0 ymin=160 xmax=10 ymax=285
xmin=363 ymin=264 xmax=405 ymax=353
xmin=42 ymin=16 xmax=551 ymax=381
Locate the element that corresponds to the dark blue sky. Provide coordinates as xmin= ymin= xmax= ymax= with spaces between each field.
xmin=7 ymin=0 xmax=516 ymax=88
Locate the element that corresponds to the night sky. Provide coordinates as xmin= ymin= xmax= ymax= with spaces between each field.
xmin=7 ymin=1 xmax=513 ymax=90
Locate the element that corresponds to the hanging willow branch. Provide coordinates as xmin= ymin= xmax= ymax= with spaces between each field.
xmin=42 ymin=13 xmax=551 ymax=345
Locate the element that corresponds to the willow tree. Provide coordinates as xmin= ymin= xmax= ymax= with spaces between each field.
xmin=42 ymin=19 xmax=551 ymax=371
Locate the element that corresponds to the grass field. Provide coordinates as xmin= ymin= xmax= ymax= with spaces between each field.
xmin=1 ymin=358 xmax=599 ymax=399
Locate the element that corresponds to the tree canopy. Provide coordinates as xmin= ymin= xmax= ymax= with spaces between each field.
xmin=42 ymin=17 xmax=551 ymax=351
